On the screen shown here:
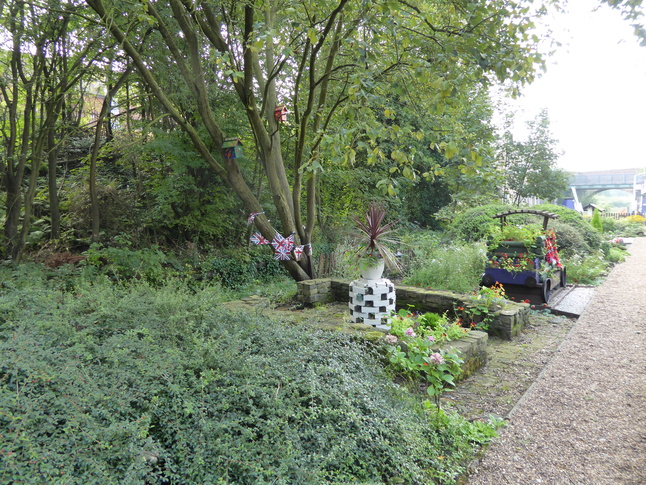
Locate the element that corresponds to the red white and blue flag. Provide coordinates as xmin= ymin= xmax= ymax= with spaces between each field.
xmin=250 ymin=232 xmax=270 ymax=245
xmin=272 ymin=233 xmax=295 ymax=253
xmin=273 ymin=250 xmax=291 ymax=261
xmin=247 ymin=211 xmax=264 ymax=225
xmin=293 ymin=245 xmax=304 ymax=261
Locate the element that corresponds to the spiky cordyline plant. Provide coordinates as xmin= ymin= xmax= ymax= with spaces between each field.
xmin=350 ymin=202 xmax=401 ymax=273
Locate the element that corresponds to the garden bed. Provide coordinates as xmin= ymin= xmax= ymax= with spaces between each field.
xmin=296 ymin=278 xmax=531 ymax=340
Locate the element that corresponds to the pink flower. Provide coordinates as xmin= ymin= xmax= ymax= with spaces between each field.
xmin=405 ymin=327 xmax=416 ymax=337
xmin=385 ymin=334 xmax=398 ymax=345
xmin=428 ymin=336 xmax=435 ymax=342
xmin=429 ymin=353 xmax=444 ymax=365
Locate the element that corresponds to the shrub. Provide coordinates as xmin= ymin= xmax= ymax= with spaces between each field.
xmin=612 ymin=217 xmax=646 ymax=237
xmin=531 ymin=204 xmax=602 ymax=253
xmin=205 ymin=250 xmax=286 ymax=288
xmin=625 ymin=214 xmax=645 ymax=224
xmin=590 ymin=208 xmax=603 ymax=232
xmin=82 ymin=242 xmax=170 ymax=283
xmin=402 ymin=242 xmax=487 ymax=294
xmin=563 ymin=252 xmax=608 ymax=285
xmin=445 ymin=203 xmax=513 ymax=242
xmin=549 ymin=221 xmax=591 ymax=258
xmin=0 ymin=265 xmax=496 ymax=485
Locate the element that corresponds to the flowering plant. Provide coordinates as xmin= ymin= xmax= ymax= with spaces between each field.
xmin=388 ymin=309 xmax=468 ymax=344
xmin=457 ymin=282 xmax=509 ymax=330
xmin=544 ymin=229 xmax=563 ymax=269
xmin=610 ymin=237 xmax=625 ymax=246
xmin=385 ymin=335 xmax=463 ymax=408
xmin=350 ymin=202 xmax=401 ymax=272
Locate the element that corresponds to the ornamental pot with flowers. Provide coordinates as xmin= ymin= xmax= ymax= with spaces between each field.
xmin=350 ymin=202 xmax=402 ymax=279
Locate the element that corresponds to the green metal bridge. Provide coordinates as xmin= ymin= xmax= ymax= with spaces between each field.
xmin=567 ymin=169 xmax=646 ymax=213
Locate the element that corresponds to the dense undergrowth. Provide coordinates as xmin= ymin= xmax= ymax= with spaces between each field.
xmin=0 ymin=265 xmax=499 ymax=485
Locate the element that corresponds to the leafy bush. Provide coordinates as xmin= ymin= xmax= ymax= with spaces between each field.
xmin=612 ymin=217 xmax=646 ymax=237
xmin=402 ymin=241 xmax=487 ymax=294
xmin=445 ymin=203 xmax=513 ymax=242
xmin=563 ymin=252 xmax=609 ymax=285
xmin=531 ymin=204 xmax=602 ymax=253
xmin=605 ymin=246 xmax=627 ymax=263
xmin=0 ymin=265 xmax=496 ymax=485
xmin=205 ymin=250 xmax=286 ymax=288
xmin=549 ymin=221 xmax=591 ymax=257
xmin=83 ymin=242 xmax=170 ymax=283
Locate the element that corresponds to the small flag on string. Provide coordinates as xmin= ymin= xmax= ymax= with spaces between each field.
xmin=274 ymin=250 xmax=291 ymax=261
xmin=293 ymin=245 xmax=304 ymax=261
xmin=305 ymin=243 xmax=312 ymax=255
xmin=247 ymin=211 xmax=264 ymax=225
xmin=271 ymin=233 xmax=295 ymax=253
xmin=284 ymin=233 xmax=295 ymax=253
xmin=250 ymin=232 xmax=270 ymax=245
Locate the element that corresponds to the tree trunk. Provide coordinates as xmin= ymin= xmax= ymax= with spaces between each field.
xmin=47 ymin=113 xmax=60 ymax=241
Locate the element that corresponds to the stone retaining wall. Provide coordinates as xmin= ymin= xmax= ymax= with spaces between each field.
xmin=297 ymin=278 xmax=530 ymax=340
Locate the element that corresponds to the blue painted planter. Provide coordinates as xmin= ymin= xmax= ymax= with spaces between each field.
xmin=481 ymin=267 xmax=543 ymax=287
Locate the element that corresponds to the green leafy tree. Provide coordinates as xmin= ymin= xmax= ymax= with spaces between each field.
xmin=499 ymin=109 xmax=569 ymax=206
xmin=0 ymin=0 xmax=107 ymax=258
xmin=82 ymin=0 xmax=551 ymax=280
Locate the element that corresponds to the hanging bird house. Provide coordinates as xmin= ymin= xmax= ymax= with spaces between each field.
xmin=274 ymin=105 xmax=288 ymax=123
xmin=222 ymin=137 xmax=243 ymax=159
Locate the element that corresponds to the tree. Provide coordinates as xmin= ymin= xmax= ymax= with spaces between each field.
xmin=591 ymin=207 xmax=604 ymax=232
xmin=498 ymin=109 xmax=569 ymax=206
xmin=81 ymin=0 xmax=550 ymax=280
xmin=602 ymin=0 xmax=646 ymax=45
xmin=0 ymin=0 xmax=107 ymax=258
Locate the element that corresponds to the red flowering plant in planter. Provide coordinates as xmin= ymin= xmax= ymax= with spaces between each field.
xmin=350 ymin=202 xmax=402 ymax=274
xmin=544 ymin=229 xmax=563 ymax=269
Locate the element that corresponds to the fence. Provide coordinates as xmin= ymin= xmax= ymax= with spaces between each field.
xmin=600 ymin=212 xmax=630 ymax=220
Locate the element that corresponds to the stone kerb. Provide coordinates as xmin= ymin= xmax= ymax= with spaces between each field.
xmin=297 ymin=279 xmax=530 ymax=340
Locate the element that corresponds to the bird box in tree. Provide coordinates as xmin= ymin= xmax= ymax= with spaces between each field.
xmin=222 ymin=137 xmax=243 ymax=159
xmin=274 ymin=105 xmax=288 ymax=123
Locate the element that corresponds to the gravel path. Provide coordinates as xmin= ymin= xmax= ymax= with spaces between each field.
xmin=467 ymin=238 xmax=646 ymax=485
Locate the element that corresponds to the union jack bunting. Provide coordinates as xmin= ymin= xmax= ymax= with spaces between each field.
xmin=284 ymin=233 xmax=295 ymax=252
xmin=305 ymin=243 xmax=312 ymax=255
xmin=250 ymin=232 xmax=270 ymax=245
xmin=271 ymin=233 xmax=295 ymax=253
xmin=271 ymin=233 xmax=286 ymax=251
xmin=273 ymin=250 xmax=291 ymax=261
xmin=247 ymin=211 xmax=264 ymax=225
xmin=293 ymin=245 xmax=304 ymax=261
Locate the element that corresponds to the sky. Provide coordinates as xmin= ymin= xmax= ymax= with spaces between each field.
xmin=503 ymin=1 xmax=646 ymax=174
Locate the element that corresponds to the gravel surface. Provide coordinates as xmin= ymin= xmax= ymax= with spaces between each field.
xmin=467 ymin=238 xmax=646 ymax=485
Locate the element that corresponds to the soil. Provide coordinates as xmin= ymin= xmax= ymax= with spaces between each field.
xmin=222 ymin=297 xmax=576 ymax=421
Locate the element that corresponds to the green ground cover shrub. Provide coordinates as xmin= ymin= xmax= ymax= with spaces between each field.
xmin=0 ymin=265 xmax=497 ymax=485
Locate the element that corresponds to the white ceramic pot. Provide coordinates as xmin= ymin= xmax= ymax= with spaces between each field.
xmin=359 ymin=258 xmax=385 ymax=280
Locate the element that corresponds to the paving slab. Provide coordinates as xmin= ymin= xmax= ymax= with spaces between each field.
xmin=547 ymin=284 xmax=596 ymax=318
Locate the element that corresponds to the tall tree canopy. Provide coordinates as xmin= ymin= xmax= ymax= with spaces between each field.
xmin=80 ymin=0 xmax=550 ymax=280
xmin=498 ymin=109 xmax=569 ymax=206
